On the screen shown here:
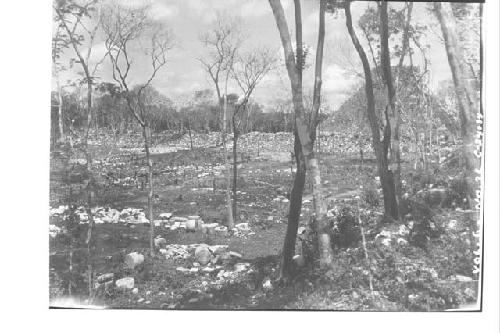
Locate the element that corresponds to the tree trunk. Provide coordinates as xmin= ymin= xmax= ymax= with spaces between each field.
xmin=232 ymin=116 xmax=238 ymax=220
xmin=222 ymin=93 xmax=234 ymax=229
xmin=142 ymin=125 xmax=155 ymax=256
xmin=434 ymin=2 xmax=480 ymax=195
xmin=83 ymin=79 xmax=95 ymax=298
xmin=56 ymin=77 xmax=64 ymax=141
xmin=68 ymin=250 xmax=73 ymax=296
xmin=188 ymin=117 xmax=193 ymax=150
xmin=269 ymin=0 xmax=333 ymax=268
xmin=380 ymin=1 xmax=402 ymax=214
xmin=359 ymin=141 xmax=364 ymax=165
xmin=345 ymin=0 xmax=398 ymax=219
xmin=280 ymin=130 xmax=306 ymax=279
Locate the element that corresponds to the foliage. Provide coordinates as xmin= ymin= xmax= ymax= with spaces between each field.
xmin=50 ymin=206 xmax=90 ymax=296
xmin=329 ymin=206 xmax=362 ymax=249
xmin=362 ymin=186 xmax=380 ymax=207
xmin=444 ymin=173 xmax=470 ymax=209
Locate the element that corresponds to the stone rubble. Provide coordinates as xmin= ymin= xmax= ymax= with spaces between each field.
xmin=115 ymin=277 xmax=135 ymax=290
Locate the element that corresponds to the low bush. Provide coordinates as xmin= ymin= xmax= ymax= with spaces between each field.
xmin=329 ymin=206 xmax=361 ymax=249
xmin=361 ymin=186 xmax=380 ymax=207
xmin=443 ymin=174 xmax=470 ymax=209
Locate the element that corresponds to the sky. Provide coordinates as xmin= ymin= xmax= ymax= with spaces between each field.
xmin=53 ymin=0 xmax=470 ymax=110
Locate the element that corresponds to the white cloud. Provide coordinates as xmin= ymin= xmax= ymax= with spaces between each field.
xmin=240 ymin=0 xmax=271 ymax=18
xmin=151 ymin=3 xmax=179 ymax=20
xmin=88 ymin=42 xmax=108 ymax=63
xmin=323 ymin=64 xmax=355 ymax=95
xmin=115 ymin=0 xmax=150 ymax=9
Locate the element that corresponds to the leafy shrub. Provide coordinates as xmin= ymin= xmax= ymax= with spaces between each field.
xmin=443 ymin=174 xmax=470 ymax=209
xmin=329 ymin=206 xmax=361 ymax=249
xmin=362 ymin=186 xmax=380 ymax=207
xmin=399 ymin=199 xmax=441 ymax=250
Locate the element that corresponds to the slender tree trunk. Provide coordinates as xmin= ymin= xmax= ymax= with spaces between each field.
xmin=83 ymin=79 xmax=96 ymax=298
xmin=222 ymin=93 xmax=234 ymax=228
xmin=257 ymin=135 xmax=260 ymax=157
xmin=317 ymin=122 xmax=321 ymax=154
xmin=281 ymin=130 xmax=306 ymax=279
xmin=380 ymin=1 xmax=402 ymax=214
xmin=394 ymin=1 xmax=412 ymax=200
xmin=269 ymin=0 xmax=333 ymax=268
xmin=359 ymin=140 xmax=364 ymax=164
xmin=345 ymin=0 xmax=398 ymax=219
xmin=56 ymin=77 xmax=64 ymax=141
xmin=68 ymin=250 xmax=73 ymax=296
xmin=142 ymin=125 xmax=155 ymax=256
xmin=434 ymin=2 xmax=480 ymax=197
xmin=232 ymin=116 xmax=238 ymax=220
xmin=188 ymin=117 xmax=193 ymax=150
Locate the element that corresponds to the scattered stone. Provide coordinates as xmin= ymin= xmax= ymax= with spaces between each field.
xmin=195 ymin=245 xmax=212 ymax=265
xmin=132 ymin=288 xmax=139 ymax=294
xmin=202 ymin=266 xmax=215 ymax=273
xmin=297 ymin=227 xmax=306 ymax=235
xmin=397 ymin=238 xmax=408 ymax=246
xmin=186 ymin=219 xmax=197 ymax=231
xmin=115 ymin=277 xmax=134 ymax=290
xmin=97 ymin=273 xmax=114 ymax=284
xmin=234 ymin=262 xmax=250 ymax=272
xmin=228 ymin=251 xmax=242 ymax=259
xmin=176 ymin=267 xmax=190 ymax=273
xmin=235 ymin=222 xmax=250 ymax=231
xmin=49 ymin=225 xmax=63 ymax=238
xmin=124 ymin=252 xmax=144 ymax=269
xmin=159 ymin=213 xmax=173 ymax=220
xmin=398 ymin=225 xmax=410 ymax=236
xmin=209 ymin=245 xmax=228 ymax=255
xmin=464 ymin=288 xmax=475 ymax=299
xmin=293 ymin=254 xmax=305 ymax=267
xmin=452 ymin=275 xmax=473 ymax=282
xmin=154 ymin=237 xmax=167 ymax=248
xmin=262 ymin=278 xmax=273 ymax=291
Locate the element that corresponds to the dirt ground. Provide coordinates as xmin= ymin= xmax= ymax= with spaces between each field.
xmin=49 ymin=133 xmax=479 ymax=310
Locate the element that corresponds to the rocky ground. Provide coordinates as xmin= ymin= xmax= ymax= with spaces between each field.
xmin=49 ymin=130 xmax=479 ymax=310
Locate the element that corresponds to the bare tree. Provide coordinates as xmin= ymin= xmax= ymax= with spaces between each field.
xmin=101 ymin=3 xmax=172 ymax=256
xmin=231 ymin=48 xmax=276 ymax=220
xmin=198 ymin=13 xmax=242 ymax=229
xmin=433 ymin=2 xmax=481 ymax=207
xmin=269 ymin=0 xmax=333 ymax=276
xmin=344 ymin=0 xmax=398 ymax=219
xmin=379 ymin=0 xmax=401 ymax=216
xmin=54 ymin=0 xmax=106 ymax=297
xmin=52 ymin=24 xmax=65 ymax=142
